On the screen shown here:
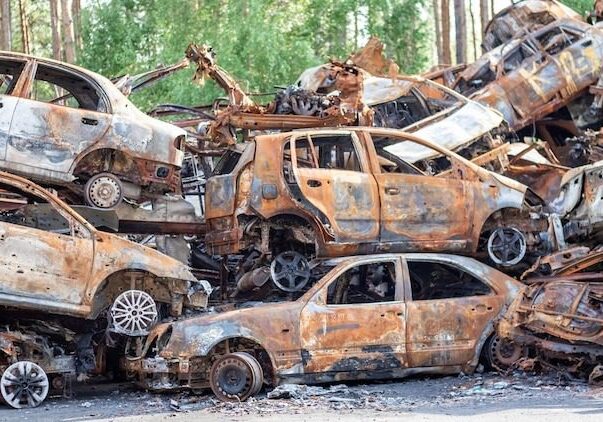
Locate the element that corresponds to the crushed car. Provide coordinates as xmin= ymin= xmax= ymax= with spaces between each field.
xmin=0 ymin=51 xmax=187 ymax=209
xmin=452 ymin=18 xmax=603 ymax=167
xmin=0 ymin=172 xmax=211 ymax=408
xmin=497 ymin=273 xmax=603 ymax=383
xmin=124 ymin=253 xmax=523 ymax=401
xmin=482 ymin=0 xmax=582 ymax=51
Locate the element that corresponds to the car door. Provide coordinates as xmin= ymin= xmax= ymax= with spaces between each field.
xmin=403 ymin=256 xmax=501 ymax=368
xmin=298 ymin=257 xmax=407 ymax=374
xmin=0 ymin=179 xmax=94 ymax=315
xmin=8 ymin=60 xmax=112 ymax=177
xmin=0 ymin=58 xmax=28 ymax=161
xmin=364 ymin=131 xmax=473 ymax=251
xmin=290 ymin=131 xmax=380 ymax=243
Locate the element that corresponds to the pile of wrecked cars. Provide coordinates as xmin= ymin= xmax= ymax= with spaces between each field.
xmin=1 ymin=0 xmax=602 ymax=410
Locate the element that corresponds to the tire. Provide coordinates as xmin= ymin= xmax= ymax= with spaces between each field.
xmin=84 ymin=172 xmax=124 ymax=209
xmin=483 ymin=334 xmax=525 ymax=371
xmin=209 ymin=352 xmax=264 ymax=402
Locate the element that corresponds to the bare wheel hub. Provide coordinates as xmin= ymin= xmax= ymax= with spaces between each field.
xmin=487 ymin=335 xmax=524 ymax=371
xmin=210 ymin=352 xmax=263 ymax=402
xmin=270 ymin=251 xmax=311 ymax=292
xmin=85 ymin=173 xmax=124 ymax=209
xmin=1 ymin=361 xmax=49 ymax=409
xmin=487 ymin=227 xmax=527 ymax=267
xmin=110 ymin=290 xmax=158 ymax=336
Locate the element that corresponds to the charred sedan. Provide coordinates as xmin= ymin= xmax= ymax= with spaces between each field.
xmin=125 ymin=253 xmax=522 ymax=401
xmin=0 ymin=51 xmax=187 ymax=208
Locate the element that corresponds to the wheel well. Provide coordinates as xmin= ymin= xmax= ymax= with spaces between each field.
xmin=206 ymin=337 xmax=275 ymax=385
xmin=72 ymin=148 xmax=137 ymax=183
xmin=89 ymin=270 xmax=170 ymax=319
xmin=265 ymin=214 xmax=318 ymax=256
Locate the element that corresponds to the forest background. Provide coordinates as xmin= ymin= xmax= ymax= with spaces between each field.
xmin=0 ymin=0 xmax=594 ymax=110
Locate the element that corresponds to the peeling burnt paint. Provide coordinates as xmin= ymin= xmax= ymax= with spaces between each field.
xmin=124 ymin=253 xmax=521 ymax=397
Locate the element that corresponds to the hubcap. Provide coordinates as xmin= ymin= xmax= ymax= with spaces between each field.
xmin=270 ymin=251 xmax=311 ymax=292
xmin=1 ymin=361 xmax=49 ymax=409
xmin=487 ymin=227 xmax=527 ymax=266
xmin=110 ymin=290 xmax=158 ymax=336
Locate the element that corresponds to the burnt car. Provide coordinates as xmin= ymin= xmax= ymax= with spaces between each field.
xmin=125 ymin=253 xmax=523 ymax=401
xmin=454 ymin=18 xmax=603 ymax=166
xmin=482 ymin=0 xmax=582 ymax=51
xmin=203 ymin=126 xmax=554 ymax=282
xmin=0 ymin=51 xmax=187 ymax=209
xmin=498 ymin=274 xmax=602 ymax=382
xmin=0 ymin=171 xmax=210 ymax=335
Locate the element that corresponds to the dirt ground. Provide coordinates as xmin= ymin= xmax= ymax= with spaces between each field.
xmin=0 ymin=370 xmax=602 ymax=422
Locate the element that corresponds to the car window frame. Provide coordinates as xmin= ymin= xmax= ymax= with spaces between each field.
xmin=306 ymin=256 xmax=405 ymax=307
xmin=400 ymin=256 xmax=497 ymax=303
xmin=24 ymin=60 xmax=111 ymax=114
xmin=0 ymin=176 xmax=95 ymax=240
xmin=0 ymin=57 xmax=30 ymax=97
xmin=289 ymin=130 xmax=370 ymax=174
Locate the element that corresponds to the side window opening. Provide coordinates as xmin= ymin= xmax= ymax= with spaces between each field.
xmin=502 ymin=42 xmax=537 ymax=75
xmin=0 ymin=60 xmax=26 ymax=96
xmin=327 ymin=262 xmax=397 ymax=305
xmin=537 ymin=27 xmax=581 ymax=55
xmin=212 ymin=149 xmax=242 ymax=176
xmin=0 ymin=182 xmax=85 ymax=238
xmin=32 ymin=64 xmax=106 ymax=112
xmin=284 ymin=138 xmax=316 ymax=183
xmin=310 ymin=134 xmax=362 ymax=172
xmin=376 ymin=135 xmax=454 ymax=176
xmin=408 ymin=261 xmax=492 ymax=301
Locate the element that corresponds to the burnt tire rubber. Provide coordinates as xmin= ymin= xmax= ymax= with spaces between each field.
xmin=484 ymin=334 xmax=525 ymax=371
xmin=1 ymin=361 xmax=49 ymax=409
xmin=84 ymin=172 xmax=124 ymax=209
xmin=209 ymin=352 xmax=264 ymax=402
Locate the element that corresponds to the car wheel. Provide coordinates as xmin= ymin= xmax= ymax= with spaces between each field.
xmin=209 ymin=352 xmax=264 ymax=402
xmin=270 ymin=251 xmax=311 ymax=292
xmin=486 ymin=227 xmax=527 ymax=267
xmin=484 ymin=334 xmax=525 ymax=371
xmin=110 ymin=290 xmax=158 ymax=337
xmin=84 ymin=172 xmax=124 ymax=209
xmin=1 ymin=361 xmax=49 ymax=409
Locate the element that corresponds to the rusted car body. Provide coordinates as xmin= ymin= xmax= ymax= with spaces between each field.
xmin=0 ymin=51 xmax=187 ymax=208
xmin=482 ymin=0 xmax=582 ymax=51
xmin=0 ymin=171 xmax=209 ymax=321
xmin=124 ymin=253 xmax=523 ymax=401
xmin=498 ymin=275 xmax=603 ymax=381
xmin=453 ymin=19 xmax=603 ymax=166
xmin=202 ymin=127 xmax=555 ymax=273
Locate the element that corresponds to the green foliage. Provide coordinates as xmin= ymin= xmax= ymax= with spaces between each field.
xmin=78 ymin=0 xmax=429 ymax=111
xmin=559 ymin=0 xmax=595 ymax=15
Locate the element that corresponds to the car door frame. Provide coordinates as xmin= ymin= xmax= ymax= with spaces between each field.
xmin=360 ymin=129 xmax=475 ymax=252
xmin=289 ymin=130 xmax=380 ymax=244
xmin=298 ymin=255 xmax=408 ymax=376
xmin=400 ymin=254 xmax=503 ymax=371
xmin=6 ymin=59 xmax=113 ymax=180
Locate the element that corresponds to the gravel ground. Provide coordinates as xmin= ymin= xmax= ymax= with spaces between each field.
xmin=0 ymin=371 xmax=602 ymax=422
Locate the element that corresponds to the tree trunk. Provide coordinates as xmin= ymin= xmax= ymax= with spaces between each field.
xmin=50 ymin=0 xmax=62 ymax=60
xmin=469 ymin=0 xmax=477 ymax=61
xmin=60 ymin=0 xmax=75 ymax=63
xmin=454 ymin=0 xmax=466 ymax=64
xmin=18 ymin=0 xmax=30 ymax=54
xmin=441 ymin=0 xmax=451 ymax=65
xmin=480 ymin=0 xmax=490 ymax=35
xmin=0 ymin=0 xmax=11 ymax=51
xmin=433 ymin=0 xmax=444 ymax=65
xmin=71 ymin=0 xmax=82 ymax=52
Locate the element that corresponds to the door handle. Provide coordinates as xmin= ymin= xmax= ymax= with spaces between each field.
xmin=307 ymin=179 xmax=322 ymax=188
xmin=385 ymin=187 xmax=400 ymax=195
xmin=81 ymin=117 xmax=98 ymax=126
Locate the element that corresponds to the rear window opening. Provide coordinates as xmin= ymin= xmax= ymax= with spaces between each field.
xmin=212 ymin=150 xmax=242 ymax=176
